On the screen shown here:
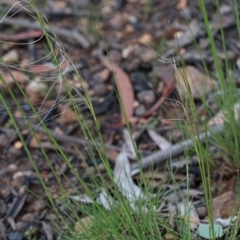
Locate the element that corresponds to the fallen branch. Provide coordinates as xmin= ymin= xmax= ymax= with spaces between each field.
xmin=131 ymin=125 xmax=224 ymax=176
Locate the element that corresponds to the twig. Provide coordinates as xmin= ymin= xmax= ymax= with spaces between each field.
xmin=1 ymin=18 xmax=90 ymax=48
xmin=131 ymin=125 xmax=224 ymax=176
xmin=143 ymin=77 xmax=175 ymax=118
xmin=0 ymin=121 xmax=123 ymax=152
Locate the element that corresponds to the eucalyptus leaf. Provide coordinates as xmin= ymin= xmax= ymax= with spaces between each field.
xmin=198 ymin=223 xmax=223 ymax=239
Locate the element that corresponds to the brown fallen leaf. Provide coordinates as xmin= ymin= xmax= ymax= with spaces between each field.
xmin=176 ymin=66 xmax=217 ymax=99
xmin=100 ymin=56 xmax=134 ymax=126
xmin=28 ymin=63 xmax=57 ymax=74
xmin=0 ymin=69 xmax=28 ymax=92
xmin=57 ymin=105 xmax=78 ymax=125
xmin=29 ymin=133 xmax=44 ymax=148
xmin=212 ymin=191 xmax=236 ymax=219
xmin=0 ymin=30 xmax=43 ymax=41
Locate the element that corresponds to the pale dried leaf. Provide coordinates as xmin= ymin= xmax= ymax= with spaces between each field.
xmin=97 ymin=190 xmax=115 ymax=210
xmin=114 ymin=151 xmax=144 ymax=202
xmin=181 ymin=189 xmax=203 ymax=198
xmin=122 ymin=128 xmax=136 ymax=159
xmin=147 ymin=129 xmax=171 ymax=150
xmin=167 ymin=20 xmax=202 ymax=48
xmin=208 ymin=102 xmax=240 ymax=126
xmin=178 ymin=201 xmax=200 ymax=230
xmin=69 ymin=195 xmax=93 ymax=204
xmin=176 ymin=66 xmax=217 ymax=99
xmin=2 ymin=49 xmax=19 ymax=63
xmin=215 ymin=216 xmax=237 ymax=228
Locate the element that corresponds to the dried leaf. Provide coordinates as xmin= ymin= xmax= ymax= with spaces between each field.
xmin=0 ymin=69 xmax=27 ymax=92
xmin=57 ymin=105 xmax=78 ymax=125
xmin=198 ymin=223 xmax=223 ymax=239
xmin=69 ymin=195 xmax=93 ymax=204
xmin=97 ymin=190 xmax=115 ymax=210
xmin=166 ymin=20 xmax=202 ymax=48
xmin=114 ymin=151 xmax=144 ymax=202
xmin=74 ymin=216 xmax=94 ymax=233
xmin=215 ymin=216 xmax=237 ymax=228
xmin=0 ymin=30 xmax=43 ymax=41
xmin=101 ymin=57 xmax=134 ymax=125
xmin=176 ymin=66 xmax=217 ymax=99
xmin=147 ymin=129 xmax=171 ymax=150
xmin=42 ymin=221 xmax=53 ymax=240
xmin=178 ymin=201 xmax=200 ymax=230
xmin=212 ymin=191 xmax=235 ymax=219
xmin=208 ymin=102 xmax=240 ymax=126
xmin=2 ymin=49 xmax=19 ymax=63
xmin=29 ymin=63 xmax=57 ymax=74
xmin=122 ymin=128 xmax=136 ymax=159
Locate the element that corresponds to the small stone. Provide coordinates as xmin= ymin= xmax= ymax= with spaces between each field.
xmin=93 ymin=69 xmax=110 ymax=82
xmin=2 ymin=49 xmax=19 ymax=63
xmin=109 ymin=49 xmax=121 ymax=62
xmin=7 ymin=164 xmax=17 ymax=172
xmin=109 ymin=13 xmax=128 ymax=29
xmin=138 ymin=33 xmax=153 ymax=46
xmin=25 ymin=81 xmax=48 ymax=104
xmin=122 ymin=46 xmax=134 ymax=59
xmin=8 ymin=232 xmax=24 ymax=240
xmin=137 ymin=90 xmax=156 ymax=104
xmin=93 ymin=83 xmax=108 ymax=97
xmin=8 ymin=147 xmax=22 ymax=158
xmin=14 ymin=141 xmax=23 ymax=149
xmin=32 ymin=199 xmax=45 ymax=212
xmin=15 ymin=221 xmax=27 ymax=231
xmin=125 ymin=24 xmax=134 ymax=34
xmin=25 ymin=81 xmax=47 ymax=95
xmin=101 ymin=5 xmax=112 ymax=15
xmin=196 ymin=205 xmax=207 ymax=219
xmin=123 ymin=58 xmax=140 ymax=72
xmin=157 ymin=81 xmax=164 ymax=94
xmin=134 ymin=105 xmax=146 ymax=116
xmin=180 ymin=7 xmax=192 ymax=20
xmin=22 ymin=213 xmax=35 ymax=222
xmin=139 ymin=48 xmax=156 ymax=62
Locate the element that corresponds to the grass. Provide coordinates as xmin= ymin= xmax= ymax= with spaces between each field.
xmin=1 ymin=0 xmax=240 ymax=239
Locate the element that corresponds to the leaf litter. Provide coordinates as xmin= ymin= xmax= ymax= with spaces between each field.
xmin=0 ymin=0 xmax=240 ymax=239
